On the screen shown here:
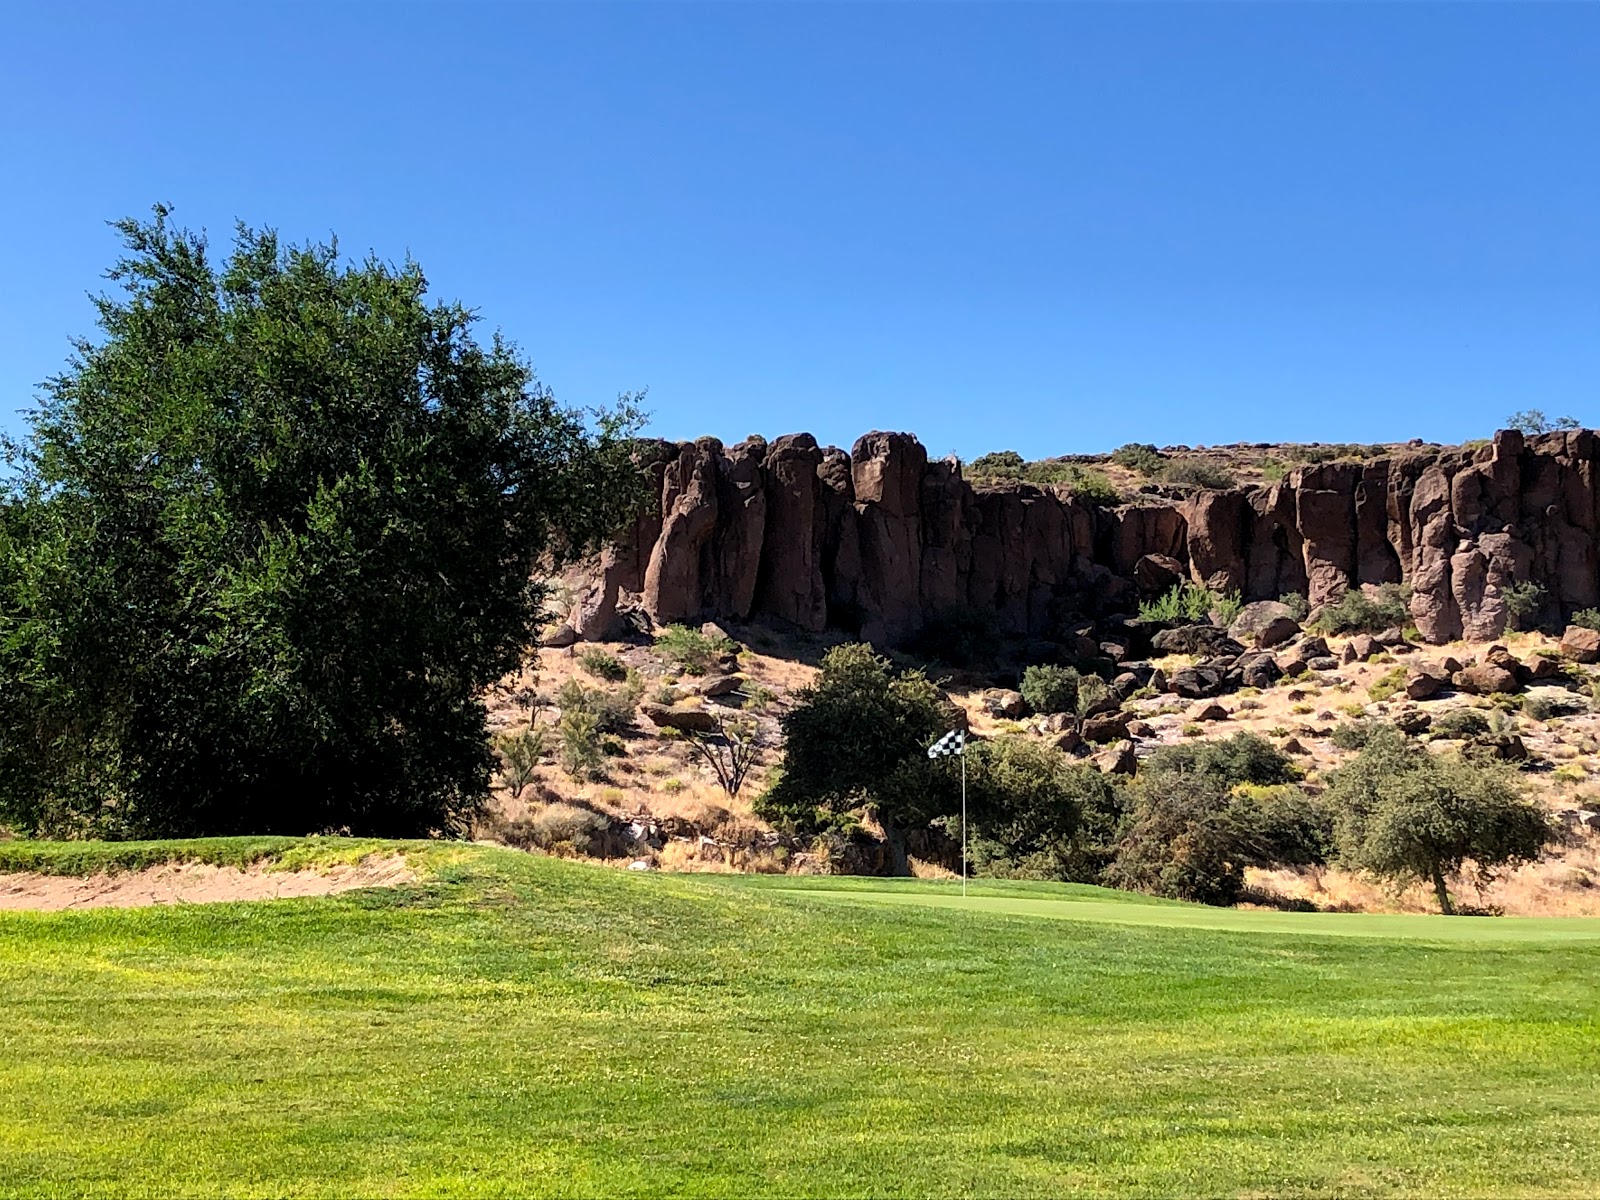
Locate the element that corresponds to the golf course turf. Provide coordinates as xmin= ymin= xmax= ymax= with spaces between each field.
xmin=2 ymin=839 xmax=1598 ymax=1197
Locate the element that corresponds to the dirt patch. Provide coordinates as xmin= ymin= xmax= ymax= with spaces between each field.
xmin=0 ymin=855 xmax=416 ymax=912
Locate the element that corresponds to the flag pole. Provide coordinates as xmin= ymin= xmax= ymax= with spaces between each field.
xmin=961 ymin=745 xmax=967 ymax=898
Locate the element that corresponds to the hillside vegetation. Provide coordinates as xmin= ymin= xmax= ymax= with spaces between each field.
xmin=2 ymin=840 xmax=1600 ymax=1196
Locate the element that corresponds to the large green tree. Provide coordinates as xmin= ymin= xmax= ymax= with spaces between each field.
xmin=756 ymin=643 xmax=961 ymax=872
xmin=1325 ymin=726 xmax=1552 ymax=914
xmin=0 ymin=209 xmax=643 ymax=838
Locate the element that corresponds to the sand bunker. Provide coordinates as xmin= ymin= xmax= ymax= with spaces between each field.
xmin=0 ymin=855 xmax=416 ymax=912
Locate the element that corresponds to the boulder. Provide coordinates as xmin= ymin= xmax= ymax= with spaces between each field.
xmin=693 ymin=674 xmax=744 ymax=698
xmin=1560 ymin=625 xmax=1600 ymax=664
xmin=541 ymin=624 xmax=579 ymax=649
xmin=1392 ymin=709 xmax=1432 ymax=735
xmin=1049 ymin=727 xmax=1084 ymax=754
xmin=1348 ymin=634 xmax=1379 ymax=662
xmin=1133 ymin=553 xmax=1186 ymax=597
xmin=1526 ymin=655 xmax=1564 ymax=681
xmin=1466 ymin=733 xmax=1528 ymax=762
xmin=1189 ymin=702 xmax=1229 ymax=722
xmin=1375 ymin=626 xmax=1409 ymax=646
xmin=1151 ymin=625 xmax=1246 ymax=657
xmin=984 ymin=690 xmax=1027 ymax=719
xmin=1228 ymin=601 xmax=1301 ymax=650
xmin=640 ymin=703 xmax=718 ymax=733
xmin=1170 ymin=665 xmax=1228 ymax=699
xmin=1306 ymin=656 xmax=1340 ymax=673
xmin=1280 ymin=737 xmax=1307 ymax=755
xmin=1081 ymin=711 xmax=1134 ymax=744
xmin=1126 ymin=719 xmax=1155 ymax=738
xmin=1094 ymin=739 xmax=1138 ymax=776
xmin=1452 ymin=664 xmax=1521 ymax=696
xmin=1404 ymin=670 xmax=1443 ymax=701
xmin=1237 ymin=653 xmax=1283 ymax=690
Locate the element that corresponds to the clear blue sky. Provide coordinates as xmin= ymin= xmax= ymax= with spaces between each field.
xmin=2 ymin=3 xmax=1595 ymax=459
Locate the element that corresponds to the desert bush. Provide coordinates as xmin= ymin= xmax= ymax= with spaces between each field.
xmin=494 ymin=726 xmax=548 ymax=799
xmin=1260 ymin=458 xmax=1288 ymax=482
xmin=556 ymin=676 xmax=643 ymax=735
xmin=1431 ymin=709 xmax=1490 ymax=740
xmin=577 ymin=647 xmax=627 ymax=682
xmin=1503 ymin=581 xmax=1546 ymax=631
xmin=655 ymin=624 xmax=736 ymax=675
xmin=1142 ymin=732 xmax=1299 ymax=789
xmin=1066 ymin=468 xmax=1122 ymax=506
xmin=1571 ymin=608 xmax=1600 ymax=632
xmin=1279 ymin=592 xmax=1310 ymax=621
xmin=558 ymin=709 xmax=603 ymax=779
xmin=1311 ymin=584 xmax=1409 ymax=635
xmin=1325 ymin=725 xmax=1554 ymax=913
xmin=1106 ymin=774 xmax=1329 ymax=906
xmin=1138 ymin=582 xmax=1242 ymax=625
xmin=502 ymin=802 xmax=612 ymax=857
xmin=1110 ymin=443 xmax=1165 ymax=475
xmin=967 ymin=737 xmax=1126 ymax=882
xmin=1021 ymin=664 xmax=1080 ymax=715
xmin=967 ymin=450 xmax=1026 ymax=480
xmin=1367 ymin=666 xmax=1409 ymax=703
xmin=1074 ymin=674 xmax=1113 ymax=719
xmin=1331 ymin=720 xmax=1381 ymax=751
xmin=1161 ymin=460 xmax=1236 ymax=489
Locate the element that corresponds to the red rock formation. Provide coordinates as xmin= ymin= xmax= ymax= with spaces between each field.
xmin=567 ymin=428 xmax=1600 ymax=646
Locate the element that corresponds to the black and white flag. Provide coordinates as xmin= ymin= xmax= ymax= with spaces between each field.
xmin=927 ymin=728 xmax=967 ymax=759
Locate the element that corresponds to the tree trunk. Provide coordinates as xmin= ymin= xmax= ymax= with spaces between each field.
xmin=1432 ymin=869 xmax=1455 ymax=915
xmin=881 ymin=814 xmax=910 ymax=877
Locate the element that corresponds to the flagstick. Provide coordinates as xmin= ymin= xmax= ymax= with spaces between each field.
xmin=961 ymin=746 xmax=967 ymax=898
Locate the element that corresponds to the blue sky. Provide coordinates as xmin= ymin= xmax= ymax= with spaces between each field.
xmin=2 ymin=3 xmax=1595 ymax=459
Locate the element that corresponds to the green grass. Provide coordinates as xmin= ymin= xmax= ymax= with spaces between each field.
xmin=3 ymin=840 xmax=1600 ymax=1197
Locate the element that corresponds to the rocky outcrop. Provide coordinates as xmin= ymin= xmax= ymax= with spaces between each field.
xmin=566 ymin=427 xmax=1600 ymax=647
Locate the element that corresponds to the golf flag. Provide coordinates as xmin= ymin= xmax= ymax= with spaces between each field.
xmin=927 ymin=728 xmax=967 ymax=758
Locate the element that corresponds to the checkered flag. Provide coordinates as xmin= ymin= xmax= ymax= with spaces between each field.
xmin=927 ymin=728 xmax=967 ymax=759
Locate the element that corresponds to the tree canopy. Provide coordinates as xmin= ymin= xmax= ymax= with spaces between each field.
xmin=0 ymin=208 xmax=645 ymax=838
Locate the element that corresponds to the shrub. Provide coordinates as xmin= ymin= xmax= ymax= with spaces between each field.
xmin=494 ymin=726 xmax=548 ymax=799
xmin=967 ymin=450 xmax=1026 ymax=480
xmin=1142 ymin=732 xmax=1299 ymax=789
xmin=1279 ymin=592 xmax=1310 ymax=621
xmin=558 ymin=708 xmax=603 ymax=780
xmin=503 ymin=802 xmax=612 ymax=857
xmin=655 ymin=624 xmax=736 ymax=676
xmin=967 ymin=737 xmax=1126 ymax=882
xmin=1161 ymin=460 xmax=1237 ymax=489
xmin=1331 ymin=720 xmax=1381 ymax=751
xmin=1260 ymin=458 xmax=1288 ymax=483
xmin=1020 ymin=664 xmax=1080 ymax=715
xmin=1138 ymin=582 xmax=1243 ymax=625
xmin=1503 ymin=581 xmax=1546 ymax=631
xmin=1325 ymin=725 xmax=1554 ymax=913
xmin=556 ymin=675 xmax=643 ymax=735
xmin=756 ymin=644 xmax=961 ymax=872
xmin=577 ymin=647 xmax=628 ymax=682
xmin=1074 ymin=674 xmax=1113 ymax=719
xmin=1311 ymin=584 xmax=1410 ymax=635
xmin=1431 ymin=708 xmax=1490 ymax=740
xmin=1110 ymin=443 xmax=1165 ymax=475
xmin=1065 ymin=468 xmax=1121 ymax=506
xmin=1106 ymin=773 xmax=1329 ymax=906
xmin=1367 ymin=666 xmax=1409 ymax=703
xmin=1571 ymin=609 xmax=1600 ymax=632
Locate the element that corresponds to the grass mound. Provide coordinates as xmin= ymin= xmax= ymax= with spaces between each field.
xmin=2 ymin=840 xmax=1599 ymax=1196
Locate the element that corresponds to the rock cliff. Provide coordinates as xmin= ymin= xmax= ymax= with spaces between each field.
xmin=561 ymin=427 xmax=1600 ymax=647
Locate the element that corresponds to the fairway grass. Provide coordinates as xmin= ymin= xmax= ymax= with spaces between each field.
xmin=2 ymin=841 xmax=1599 ymax=1197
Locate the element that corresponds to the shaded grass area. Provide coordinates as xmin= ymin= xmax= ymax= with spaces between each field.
xmin=3 ymin=842 xmax=1600 ymax=1197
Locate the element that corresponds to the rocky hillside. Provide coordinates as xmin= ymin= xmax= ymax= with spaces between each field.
xmin=553 ymin=427 xmax=1600 ymax=649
